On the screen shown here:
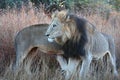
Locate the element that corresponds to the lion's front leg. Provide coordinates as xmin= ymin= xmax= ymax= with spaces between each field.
xmin=79 ymin=52 xmax=92 ymax=80
xmin=56 ymin=55 xmax=68 ymax=75
xmin=56 ymin=56 xmax=80 ymax=80
xmin=65 ymin=58 xmax=80 ymax=80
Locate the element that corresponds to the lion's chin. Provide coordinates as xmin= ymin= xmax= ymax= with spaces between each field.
xmin=48 ymin=38 xmax=54 ymax=42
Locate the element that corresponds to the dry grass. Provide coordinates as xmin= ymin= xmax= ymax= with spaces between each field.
xmin=0 ymin=5 xmax=120 ymax=80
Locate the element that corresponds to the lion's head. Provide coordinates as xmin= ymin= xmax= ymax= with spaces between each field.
xmin=45 ymin=10 xmax=79 ymax=44
xmin=45 ymin=10 xmax=96 ymax=57
xmin=45 ymin=10 xmax=95 ymax=44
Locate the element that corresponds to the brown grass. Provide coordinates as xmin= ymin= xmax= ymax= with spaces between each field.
xmin=0 ymin=5 xmax=120 ymax=80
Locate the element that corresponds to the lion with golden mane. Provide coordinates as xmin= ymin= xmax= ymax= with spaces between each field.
xmin=45 ymin=10 xmax=118 ymax=79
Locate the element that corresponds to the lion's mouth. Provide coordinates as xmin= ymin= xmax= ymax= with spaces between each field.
xmin=48 ymin=38 xmax=54 ymax=42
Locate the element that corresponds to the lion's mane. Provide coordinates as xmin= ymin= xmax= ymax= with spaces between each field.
xmin=62 ymin=14 xmax=88 ymax=59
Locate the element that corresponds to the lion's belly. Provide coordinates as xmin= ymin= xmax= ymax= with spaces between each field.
xmin=91 ymin=32 xmax=109 ymax=59
xmin=92 ymin=51 xmax=108 ymax=60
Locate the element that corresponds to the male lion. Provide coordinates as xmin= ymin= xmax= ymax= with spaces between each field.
xmin=45 ymin=10 xmax=118 ymax=79
xmin=13 ymin=24 xmax=62 ymax=71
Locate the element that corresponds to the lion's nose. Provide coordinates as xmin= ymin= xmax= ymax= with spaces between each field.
xmin=45 ymin=33 xmax=50 ymax=36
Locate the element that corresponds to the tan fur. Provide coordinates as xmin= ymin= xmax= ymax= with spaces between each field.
xmin=45 ymin=10 xmax=118 ymax=80
xmin=13 ymin=24 xmax=62 ymax=72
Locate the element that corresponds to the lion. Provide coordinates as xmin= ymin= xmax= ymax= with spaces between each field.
xmin=45 ymin=10 xmax=118 ymax=79
xmin=12 ymin=24 xmax=63 ymax=72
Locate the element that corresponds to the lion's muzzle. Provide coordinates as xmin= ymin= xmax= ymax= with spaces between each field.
xmin=45 ymin=33 xmax=55 ymax=42
xmin=48 ymin=38 xmax=54 ymax=42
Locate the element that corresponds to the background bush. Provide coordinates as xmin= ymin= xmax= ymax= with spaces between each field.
xmin=0 ymin=0 xmax=119 ymax=11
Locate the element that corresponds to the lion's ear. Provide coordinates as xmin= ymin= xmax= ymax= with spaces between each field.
xmin=63 ymin=10 xmax=71 ymax=22
xmin=61 ymin=10 xmax=69 ymax=17
xmin=51 ymin=10 xmax=58 ymax=18
xmin=57 ymin=10 xmax=69 ymax=22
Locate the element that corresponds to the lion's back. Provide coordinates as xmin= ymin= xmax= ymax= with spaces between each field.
xmin=14 ymin=24 xmax=49 ymax=51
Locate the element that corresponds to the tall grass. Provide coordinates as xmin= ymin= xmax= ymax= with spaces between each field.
xmin=0 ymin=5 xmax=120 ymax=80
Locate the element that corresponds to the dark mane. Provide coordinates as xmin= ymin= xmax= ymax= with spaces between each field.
xmin=62 ymin=14 xmax=88 ymax=59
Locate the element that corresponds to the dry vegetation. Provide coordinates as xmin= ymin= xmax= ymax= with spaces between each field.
xmin=0 ymin=5 xmax=120 ymax=80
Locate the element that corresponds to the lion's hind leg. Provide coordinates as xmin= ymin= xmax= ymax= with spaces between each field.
xmin=13 ymin=51 xmax=27 ymax=72
xmin=107 ymin=37 xmax=118 ymax=76
xmin=108 ymin=51 xmax=118 ymax=76
xmin=12 ymin=46 xmax=32 ymax=72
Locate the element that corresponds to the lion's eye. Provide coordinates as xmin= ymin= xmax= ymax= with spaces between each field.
xmin=53 ymin=24 xmax=57 ymax=27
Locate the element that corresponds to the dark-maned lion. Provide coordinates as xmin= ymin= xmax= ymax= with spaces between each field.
xmin=45 ymin=10 xmax=118 ymax=79
xmin=13 ymin=24 xmax=62 ymax=71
